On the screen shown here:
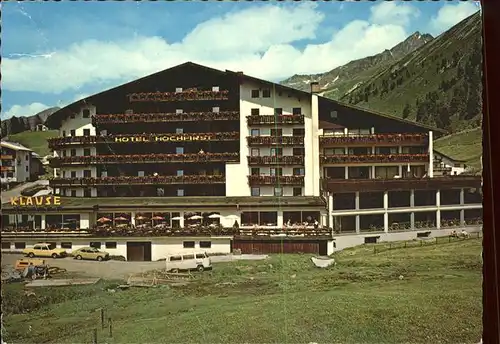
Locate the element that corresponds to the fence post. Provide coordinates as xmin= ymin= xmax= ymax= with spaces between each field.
xmin=404 ymin=242 xmax=407 ymax=249
xmin=92 ymin=328 xmax=98 ymax=344
xmin=374 ymin=246 xmax=377 ymax=254
xmin=108 ymin=318 xmax=113 ymax=338
xmin=100 ymin=308 xmax=105 ymax=329
xmin=420 ymin=240 xmax=423 ymax=247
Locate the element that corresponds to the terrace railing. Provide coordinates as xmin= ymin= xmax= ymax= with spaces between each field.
xmin=247 ymin=155 xmax=304 ymax=165
xmin=127 ymin=89 xmax=229 ymax=102
xmin=320 ymin=133 xmax=428 ymax=145
xmin=1 ymin=155 xmax=14 ymax=160
xmin=92 ymin=111 xmax=240 ymax=125
xmin=320 ymin=153 xmax=429 ymax=164
xmin=247 ymin=136 xmax=304 ymax=146
xmin=247 ymin=114 xmax=304 ymax=125
xmin=49 ymin=175 xmax=226 ymax=186
xmin=247 ymin=175 xmax=304 ymax=186
xmin=49 ymin=152 xmax=240 ymax=167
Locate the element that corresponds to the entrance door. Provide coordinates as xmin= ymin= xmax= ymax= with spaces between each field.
xmin=126 ymin=242 xmax=152 ymax=261
xmin=319 ymin=241 xmax=328 ymax=256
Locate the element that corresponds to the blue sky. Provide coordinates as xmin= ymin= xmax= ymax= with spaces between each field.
xmin=1 ymin=0 xmax=479 ymax=119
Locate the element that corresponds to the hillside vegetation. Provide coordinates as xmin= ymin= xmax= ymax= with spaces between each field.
xmin=6 ymin=130 xmax=58 ymax=157
xmin=434 ymin=127 xmax=482 ymax=169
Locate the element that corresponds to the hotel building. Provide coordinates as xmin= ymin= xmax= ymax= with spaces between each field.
xmin=0 ymin=63 xmax=482 ymax=260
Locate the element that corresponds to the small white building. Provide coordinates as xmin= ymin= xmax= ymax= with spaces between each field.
xmin=1 ymin=141 xmax=34 ymax=186
xmin=433 ymin=150 xmax=467 ymax=176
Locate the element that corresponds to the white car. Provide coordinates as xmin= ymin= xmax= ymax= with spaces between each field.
xmin=165 ymin=251 xmax=212 ymax=272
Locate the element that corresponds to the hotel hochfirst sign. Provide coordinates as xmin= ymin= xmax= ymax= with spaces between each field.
xmin=114 ymin=134 xmax=215 ymax=143
xmin=10 ymin=196 xmax=61 ymax=207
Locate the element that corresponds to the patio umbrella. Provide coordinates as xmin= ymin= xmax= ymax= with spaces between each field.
xmin=189 ymin=215 xmax=203 ymax=220
xmin=114 ymin=216 xmax=129 ymax=221
xmin=136 ymin=215 xmax=149 ymax=221
xmin=208 ymin=214 xmax=222 ymax=219
xmin=152 ymin=216 xmax=164 ymax=220
xmin=171 ymin=216 xmax=183 ymax=220
xmin=225 ymin=215 xmax=239 ymax=220
xmin=97 ymin=217 xmax=112 ymax=223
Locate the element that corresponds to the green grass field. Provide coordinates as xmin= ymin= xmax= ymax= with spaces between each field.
xmin=7 ymin=130 xmax=58 ymax=157
xmin=2 ymin=238 xmax=482 ymax=344
xmin=434 ymin=127 xmax=482 ymax=169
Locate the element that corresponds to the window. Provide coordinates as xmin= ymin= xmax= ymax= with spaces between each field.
xmin=251 ymin=168 xmax=260 ymax=176
xmin=292 ymin=107 xmax=302 ymax=115
xmin=251 ymin=129 xmax=260 ymax=137
xmin=293 ymin=168 xmax=305 ymax=176
xmin=71 ymin=190 xmax=77 ymax=197
xmin=251 ymin=148 xmax=260 ymax=156
xmin=83 ymin=109 xmax=90 ymax=118
xmin=176 ymin=147 xmax=184 ymax=154
xmin=212 ymin=86 xmax=220 ymax=92
xmin=270 ymin=148 xmax=283 ymax=156
xmin=196 ymin=253 xmax=207 ymax=259
xmin=324 ymin=148 xmax=345 ymax=155
xmin=274 ymin=108 xmax=283 ymax=115
xmin=251 ymin=108 xmax=260 ymax=116
xmin=183 ymin=241 xmax=195 ymax=248
xmin=62 ymin=150 xmax=67 ymax=157
xmin=61 ymin=242 xmax=72 ymax=249
xmin=176 ymin=109 xmax=183 ymax=114
xmin=83 ymin=129 xmax=91 ymax=136
xmin=183 ymin=254 xmax=195 ymax=260
xmin=70 ymin=149 xmax=76 ymax=156
xmin=270 ymin=168 xmax=283 ymax=176
xmin=14 ymin=242 xmax=26 ymax=249
xmin=251 ymin=187 xmax=260 ymax=196
xmin=83 ymin=170 xmax=91 ymax=178
xmin=1 ymin=242 xmax=10 ymax=249
xmin=177 ymin=189 xmax=185 ymax=197
xmin=62 ymin=131 xmax=66 ymax=137
xmin=175 ymin=87 xmax=183 ymax=93
xmin=251 ymin=89 xmax=260 ymax=98
xmin=270 ymin=129 xmax=282 ymax=136
xmin=105 ymin=242 xmax=117 ymax=249
xmin=71 ymin=171 xmax=77 ymax=178
xmin=293 ymin=128 xmax=305 ymax=136
xmin=26 ymin=154 xmax=29 ymax=161
xmin=62 ymin=171 xmax=66 ymax=178
xmin=84 ymin=189 xmax=91 ymax=198
xmin=177 ymin=170 xmax=184 ymax=176
xmin=274 ymin=187 xmax=283 ymax=196
xmin=90 ymin=242 xmax=102 ymax=249
xmin=293 ymin=187 xmax=302 ymax=196
xmin=200 ymin=241 xmax=212 ymax=248
xmin=376 ymin=146 xmax=398 ymax=155
xmin=262 ymin=89 xmax=271 ymax=98
xmin=25 ymin=166 xmax=29 ymax=172
xmin=212 ymin=107 xmax=220 ymax=113
xmin=330 ymin=111 xmax=338 ymax=119
xmin=70 ymin=113 xmax=75 ymax=119
xmin=293 ymin=147 xmax=305 ymax=156
xmin=7 ymin=172 xmax=13 ymax=178
xmin=176 ymin=128 xmax=183 ymax=134
xmin=83 ymin=148 xmax=91 ymax=156
xmin=70 ymin=130 xmax=76 ymax=136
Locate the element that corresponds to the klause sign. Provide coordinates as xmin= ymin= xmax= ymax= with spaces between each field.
xmin=10 ymin=196 xmax=62 ymax=207
xmin=114 ymin=135 xmax=214 ymax=143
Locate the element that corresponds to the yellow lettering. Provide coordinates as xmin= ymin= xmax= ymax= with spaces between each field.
xmin=53 ymin=196 xmax=61 ymax=206
xmin=26 ymin=197 xmax=33 ymax=206
xmin=35 ymin=197 xmax=44 ymax=206
xmin=10 ymin=197 xmax=18 ymax=206
xmin=44 ymin=196 xmax=52 ymax=205
xmin=19 ymin=197 xmax=26 ymax=206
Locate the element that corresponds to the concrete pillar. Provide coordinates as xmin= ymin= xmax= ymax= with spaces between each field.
xmin=384 ymin=212 xmax=389 ymax=233
xmin=436 ymin=189 xmax=441 ymax=229
xmin=410 ymin=189 xmax=415 ymax=207
xmin=328 ymin=194 xmax=334 ymax=229
xmin=355 ymin=215 xmax=360 ymax=233
xmin=344 ymin=166 xmax=349 ymax=179
xmin=344 ymin=128 xmax=348 ymax=135
xmin=371 ymin=165 xmax=376 ymax=179
xmin=398 ymin=165 xmax=403 ymax=177
xmin=371 ymin=146 xmax=376 ymax=154
xmin=428 ymin=131 xmax=434 ymax=178
xmin=398 ymin=146 xmax=402 ymax=154
xmin=180 ymin=211 xmax=185 ymax=228
xmin=383 ymin=191 xmax=388 ymax=210
xmin=277 ymin=210 xmax=284 ymax=228
xmin=131 ymin=212 xmax=136 ymax=227
xmin=410 ymin=212 xmax=415 ymax=230
xmin=41 ymin=214 xmax=46 ymax=230
xmin=460 ymin=188 xmax=465 ymax=205
xmin=321 ymin=213 xmax=327 ymax=227
xmin=436 ymin=189 xmax=441 ymax=207
xmin=355 ymin=192 xmax=360 ymax=210
xmin=371 ymin=127 xmax=375 ymax=134
xmin=460 ymin=209 xmax=465 ymax=227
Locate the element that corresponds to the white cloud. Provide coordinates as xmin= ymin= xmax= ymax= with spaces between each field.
xmin=429 ymin=1 xmax=478 ymax=36
xmin=3 ymin=2 xmax=416 ymax=95
xmin=369 ymin=1 xmax=420 ymax=27
xmin=1 ymin=102 xmax=50 ymax=119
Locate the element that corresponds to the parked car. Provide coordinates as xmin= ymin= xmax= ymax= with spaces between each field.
xmin=23 ymin=243 xmax=67 ymax=259
xmin=72 ymin=247 xmax=110 ymax=261
xmin=165 ymin=251 xmax=212 ymax=272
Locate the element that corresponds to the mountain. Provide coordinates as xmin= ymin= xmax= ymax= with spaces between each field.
xmin=281 ymin=32 xmax=434 ymax=97
xmin=1 ymin=107 xmax=61 ymax=138
xmin=336 ymin=12 xmax=482 ymax=132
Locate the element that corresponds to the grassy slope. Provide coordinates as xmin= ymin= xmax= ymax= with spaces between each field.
xmin=434 ymin=127 xmax=482 ymax=169
xmin=3 ymin=238 xmax=482 ymax=344
xmin=7 ymin=130 xmax=58 ymax=157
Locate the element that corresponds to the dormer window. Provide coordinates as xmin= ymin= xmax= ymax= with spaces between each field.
xmin=212 ymin=86 xmax=220 ymax=92
xmin=175 ymin=87 xmax=183 ymax=93
xmin=330 ymin=111 xmax=338 ymax=119
xmin=82 ymin=109 xmax=90 ymax=118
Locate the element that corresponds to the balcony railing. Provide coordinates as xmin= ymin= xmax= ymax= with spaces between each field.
xmin=322 ymin=175 xmax=482 ymax=193
xmin=92 ymin=111 xmax=239 ymax=125
xmin=320 ymin=154 xmax=429 ymax=164
xmin=247 ymin=155 xmax=304 ymax=165
xmin=247 ymin=136 xmax=304 ymax=146
xmin=1 ymin=155 xmax=14 ymax=160
xmin=128 ymin=90 xmax=229 ymax=102
xmin=49 ymin=175 xmax=225 ymax=187
xmin=247 ymin=175 xmax=304 ymax=186
xmin=1 ymin=166 xmax=14 ymax=172
xmin=320 ymin=133 xmax=428 ymax=145
xmin=247 ymin=114 xmax=304 ymax=125
xmin=48 ymin=132 xmax=240 ymax=149
xmin=49 ymin=153 xmax=240 ymax=167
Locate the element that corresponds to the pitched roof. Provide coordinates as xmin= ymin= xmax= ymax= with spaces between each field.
xmin=1 ymin=141 xmax=33 ymax=152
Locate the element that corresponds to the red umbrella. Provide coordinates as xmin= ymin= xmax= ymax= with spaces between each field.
xmin=135 ymin=215 xmax=149 ymax=220
xmin=114 ymin=216 xmax=129 ymax=221
xmin=97 ymin=217 xmax=111 ymax=223
xmin=152 ymin=216 xmax=164 ymax=221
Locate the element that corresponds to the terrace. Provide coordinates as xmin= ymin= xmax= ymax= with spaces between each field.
xmin=49 ymin=175 xmax=226 ymax=187
xmin=1 ymin=155 xmax=14 ymax=160
xmin=92 ymin=111 xmax=239 ymax=125
xmin=247 ymin=175 xmax=304 ymax=186
xmin=320 ymin=133 xmax=428 ymax=146
xmin=247 ymin=155 xmax=304 ymax=165
xmin=127 ymin=89 xmax=229 ymax=102
xmin=247 ymin=136 xmax=304 ymax=146
xmin=320 ymin=154 xmax=429 ymax=164
xmin=247 ymin=114 xmax=304 ymax=125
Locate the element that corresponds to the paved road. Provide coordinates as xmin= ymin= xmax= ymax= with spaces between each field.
xmin=1 ymin=180 xmax=49 ymax=204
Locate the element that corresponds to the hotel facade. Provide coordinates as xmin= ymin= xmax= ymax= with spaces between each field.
xmin=0 ymin=63 xmax=482 ymax=260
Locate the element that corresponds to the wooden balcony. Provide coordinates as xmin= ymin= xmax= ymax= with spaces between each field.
xmin=247 ymin=114 xmax=304 ymax=125
xmin=322 ymin=175 xmax=482 ymax=193
xmin=128 ymin=89 xmax=229 ymax=102
xmin=1 ymin=166 xmax=14 ymax=172
xmin=48 ymin=132 xmax=240 ymax=149
xmin=92 ymin=111 xmax=239 ymax=125
xmin=247 ymin=136 xmax=304 ymax=146
xmin=248 ymin=175 xmax=304 ymax=186
xmin=49 ymin=175 xmax=225 ymax=187
xmin=247 ymin=155 xmax=304 ymax=166
xmin=320 ymin=154 xmax=429 ymax=164
xmin=1 ymin=155 xmax=14 ymax=160
xmin=49 ymin=153 xmax=240 ymax=167
xmin=320 ymin=133 xmax=428 ymax=146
